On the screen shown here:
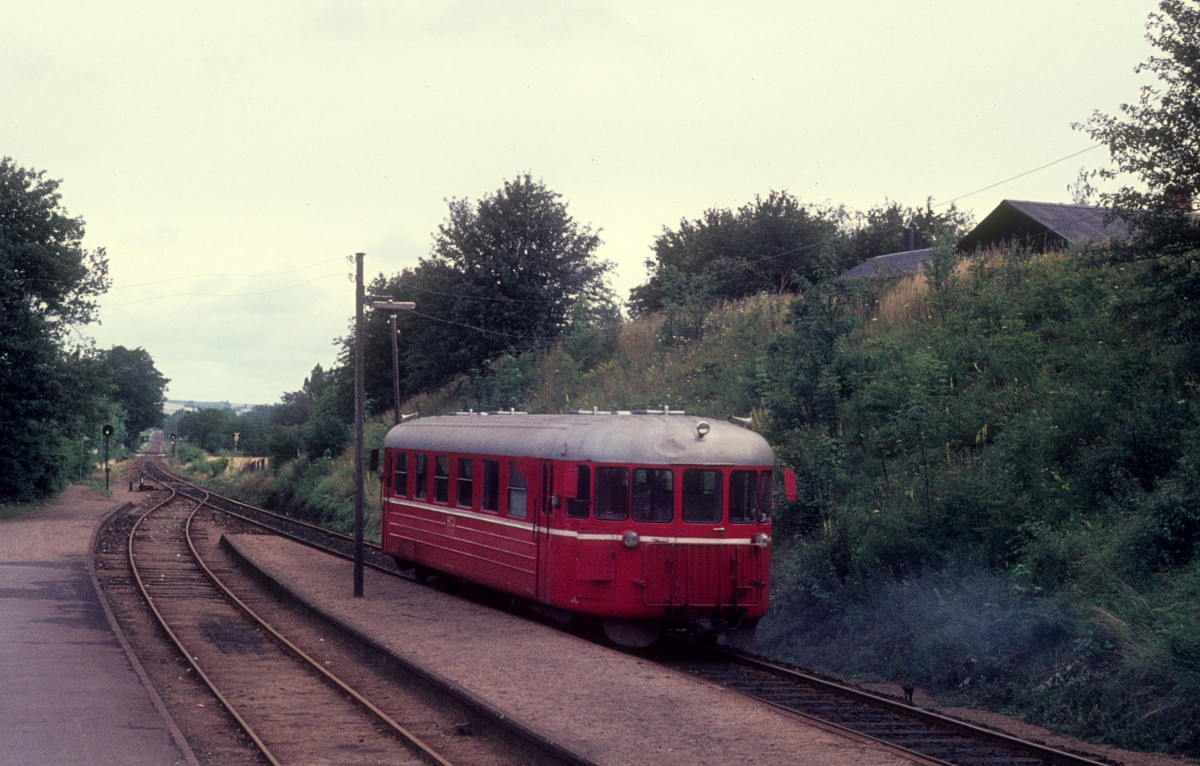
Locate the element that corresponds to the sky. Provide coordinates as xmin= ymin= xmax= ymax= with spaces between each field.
xmin=3 ymin=1 xmax=1158 ymax=405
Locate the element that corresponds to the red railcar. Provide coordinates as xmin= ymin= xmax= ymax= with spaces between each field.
xmin=379 ymin=411 xmax=786 ymax=647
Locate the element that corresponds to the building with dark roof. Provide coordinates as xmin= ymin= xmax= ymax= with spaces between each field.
xmin=833 ymin=248 xmax=931 ymax=282
xmin=833 ymin=199 xmax=1130 ymax=283
xmin=955 ymin=199 xmax=1128 ymax=253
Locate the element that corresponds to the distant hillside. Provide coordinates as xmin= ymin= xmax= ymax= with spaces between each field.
xmin=164 ymin=399 xmax=264 ymax=416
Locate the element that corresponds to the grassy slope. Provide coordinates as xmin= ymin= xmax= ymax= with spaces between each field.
xmin=210 ymin=252 xmax=1200 ymax=755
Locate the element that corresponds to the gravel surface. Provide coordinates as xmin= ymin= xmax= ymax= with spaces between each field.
xmin=228 ymin=533 xmax=926 ymax=765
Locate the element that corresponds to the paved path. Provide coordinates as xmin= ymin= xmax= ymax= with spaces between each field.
xmin=0 ymin=483 xmax=195 ymax=766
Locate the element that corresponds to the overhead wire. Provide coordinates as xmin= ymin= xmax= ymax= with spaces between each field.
xmin=107 ymin=256 xmax=346 ymax=291
xmin=102 ymin=272 xmax=346 ymax=307
xmin=83 ymin=146 xmax=1112 ymax=336
xmin=387 ymin=277 xmax=570 ymax=305
xmin=405 ymin=307 xmax=558 ymax=342
xmin=931 ymin=144 xmax=1104 ymax=209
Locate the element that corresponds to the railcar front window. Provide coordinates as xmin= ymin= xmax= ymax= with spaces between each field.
xmin=507 ymin=461 xmax=527 ymax=518
xmin=457 ymin=458 xmax=474 ymax=508
xmin=758 ymin=470 xmax=774 ymax=522
xmin=729 ymin=470 xmax=758 ymax=523
xmin=682 ymin=469 xmax=722 ymax=523
xmin=434 ymin=455 xmax=450 ymax=504
xmin=392 ymin=453 xmax=408 ymax=497
xmin=481 ymin=459 xmax=500 ymax=512
xmin=594 ymin=467 xmax=629 ymax=521
xmin=415 ymin=454 xmax=428 ymax=500
xmin=632 ymin=468 xmax=673 ymax=522
xmin=567 ymin=466 xmax=591 ymax=518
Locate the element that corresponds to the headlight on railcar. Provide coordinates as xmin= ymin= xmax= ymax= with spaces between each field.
xmin=751 ymin=533 xmax=771 ymax=549
xmin=622 ymin=530 xmax=640 ymax=549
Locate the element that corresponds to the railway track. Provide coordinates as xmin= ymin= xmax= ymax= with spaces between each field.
xmin=656 ymin=646 xmax=1115 ymax=766
xmin=128 ymin=457 xmax=1121 ymax=766
xmin=122 ymin=456 xmax=588 ymax=766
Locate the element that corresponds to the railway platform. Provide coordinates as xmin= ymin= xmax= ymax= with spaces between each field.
xmin=0 ymin=483 xmax=196 ymax=766
xmin=225 ymin=532 xmax=921 ymax=766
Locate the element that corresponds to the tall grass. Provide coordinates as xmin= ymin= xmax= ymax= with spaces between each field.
xmin=445 ymin=293 xmax=795 ymax=418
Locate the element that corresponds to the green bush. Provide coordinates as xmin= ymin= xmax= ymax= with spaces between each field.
xmin=204 ymin=247 xmax=1200 ymax=755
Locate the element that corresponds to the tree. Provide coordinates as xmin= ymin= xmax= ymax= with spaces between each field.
xmin=375 ymin=175 xmax=612 ymax=392
xmin=1 ymin=157 xmax=110 ymax=501
xmin=628 ymin=191 xmax=845 ymax=317
xmin=1074 ymin=0 xmax=1200 ymax=356
xmin=272 ymin=365 xmax=331 ymax=427
xmin=98 ymin=346 xmax=169 ymax=444
xmin=177 ymin=407 xmax=238 ymax=454
xmin=845 ymin=200 xmax=973 ymax=265
xmin=1075 ymin=0 xmax=1200 ymax=253
xmin=562 ymin=293 xmax=622 ymax=372
xmin=301 ymin=386 xmax=351 ymax=459
xmin=0 ymin=157 xmax=110 ymax=336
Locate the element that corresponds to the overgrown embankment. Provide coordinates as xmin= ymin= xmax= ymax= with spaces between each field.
xmin=202 ymin=247 xmax=1200 ymax=755
xmin=755 ymin=249 xmax=1200 ymax=755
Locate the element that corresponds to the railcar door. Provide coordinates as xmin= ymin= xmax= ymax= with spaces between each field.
xmin=517 ymin=457 xmax=553 ymax=603
xmin=536 ymin=462 xmax=555 ymax=602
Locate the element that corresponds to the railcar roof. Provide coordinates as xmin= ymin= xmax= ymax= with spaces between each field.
xmin=382 ymin=413 xmax=775 ymax=466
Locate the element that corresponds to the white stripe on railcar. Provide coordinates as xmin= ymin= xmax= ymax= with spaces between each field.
xmin=384 ymin=497 xmax=765 ymax=546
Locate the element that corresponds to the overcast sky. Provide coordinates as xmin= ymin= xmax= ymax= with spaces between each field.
xmin=4 ymin=1 xmax=1156 ymax=405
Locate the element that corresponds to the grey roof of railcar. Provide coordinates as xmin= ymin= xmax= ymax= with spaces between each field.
xmin=382 ymin=413 xmax=776 ymax=466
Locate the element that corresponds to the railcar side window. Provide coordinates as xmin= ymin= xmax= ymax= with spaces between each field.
xmin=594 ymin=467 xmax=629 ymax=521
xmin=392 ymin=453 xmax=408 ymax=497
xmin=481 ymin=459 xmax=500 ymax=512
xmin=729 ymin=470 xmax=758 ymax=523
xmin=434 ymin=455 xmax=450 ymax=504
xmin=632 ymin=468 xmax=673 ymax=523
xmin=507 ymin=461 xmax=527 ymax=518
xmin=415 ymin=454 xmax=428 ymax=500
xmin=682 ymin=469 xmax=722 ymax=523
xmin=758 ymin=471 xmax=774 ymax=522
xmin=457 ymin=458 xmax=474 ymax=508
xmin=567 ymin=466 xmax=591 ymax=518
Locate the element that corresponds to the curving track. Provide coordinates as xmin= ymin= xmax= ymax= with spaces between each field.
xmin=127 ymin=456 xmax=583 ymax=766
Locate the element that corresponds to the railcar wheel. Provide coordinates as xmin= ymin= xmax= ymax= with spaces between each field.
xmin=414 ymin=566 xmax=433 ymax=584
xmin=601 ymin=619 xmax=661 ymax=648
xmin=392 ymin=556 xmax=414 ymax=571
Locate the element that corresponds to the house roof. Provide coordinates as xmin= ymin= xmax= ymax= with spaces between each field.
xmin=833 ymin=248 xmax=931 ymax=282
xmin=831 ymin=199 xmax=1131 ymax=283
xmin=956 ymin=200 xmax=1128 ymax=253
